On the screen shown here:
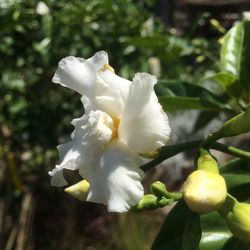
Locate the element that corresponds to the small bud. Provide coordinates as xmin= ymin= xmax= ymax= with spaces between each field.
xmin=133 ymin=194 xmax=172 ymax=212
xmin=219 ymin=196 xmax=250 ymax=243
xmin=183 ymin=170 xmax=227 ymax=214
xmin=210 ymin=18 xmax=226 ymax=34
xmin=150 ymin=181 xmax=168 ymax=198
xmin=197 ymin=148 xmax=219 ymax=173
xmin=64 ymin=180 xmax=90 ymax=201
xmin=133 ymin=194 xmax=158 ymax=212
xmin=206 ymin=104 xmax=250 ymax=144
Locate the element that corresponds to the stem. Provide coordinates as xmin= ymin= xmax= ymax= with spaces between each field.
xmin=140 ymin=140 xmax=203 ymax=171
xmin=210 ymin=142 xmax=250 ymax=159
xmin=218 ymin=194 xmax=237 ymax=218
xmin=167 ymin=192 xmax=183 ymax=201
xmin=140 ymin=139 xmax=250 ymax=172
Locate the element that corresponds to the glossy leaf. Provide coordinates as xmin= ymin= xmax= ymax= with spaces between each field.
xmin=152 ymin=200 xmax=201 ymax=250
xmin=204 ymin=72 xmax=240 ymax=98
xmin=205 ymin=104 xmax=250 ymax=144
xmin=200 ymin=212 xmax=231 ymax=250
xmin=220 ymin=20 xmax=250 ymax=99
xmin=156 ymin=80 xmax=230 ymax=112
xmin=199 ymin=212 xmax=250 ymax=250
xmin=220 ymin=158 xmax=250 ymax=201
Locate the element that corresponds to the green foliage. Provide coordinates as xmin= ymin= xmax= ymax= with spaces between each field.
xmin=152 ymin=200 xmax=201 ymax=250
xmin=2 ymin=1 xmax=250 ymax=249
xmin=208 ymin=20 xmax=250 ymax=101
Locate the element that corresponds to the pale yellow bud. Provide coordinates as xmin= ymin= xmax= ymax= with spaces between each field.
xmin=183 ymin=170 xmax=227 ymax=214
xmin=64 ymin=180 xmax=90 ymax=201
xmin=197 ymin=148 xmax=219 ymax=173
xmin=225 ymin=202 xmax=250 ymax=243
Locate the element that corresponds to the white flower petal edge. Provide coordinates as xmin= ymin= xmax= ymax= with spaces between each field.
xmin=82 ymin=141 xmax=144 ymax=213
xmin=48 ymin=139 xmax=84 ymax=186
xmin=119 ymin=73 xmax=171 ymax=154
xmin=49 ymin=110 xmax=115 ymax=187
xmin=50 ymin=51 xmax=171 ymax=212
xmin=52 ymin=51 xmax=108 ymax=97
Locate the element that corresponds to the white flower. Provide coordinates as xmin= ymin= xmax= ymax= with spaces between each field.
xmin=49 ymin=51 xmax=171 ymax=212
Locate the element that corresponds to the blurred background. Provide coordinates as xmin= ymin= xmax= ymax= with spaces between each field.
xmin=1 ymin=0 xmax=250 ymax=249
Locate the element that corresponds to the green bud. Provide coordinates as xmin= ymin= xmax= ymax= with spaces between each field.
xmin=197 ymin=148 xmax=219 ymax=173
xmin=219 ymin=195 xmax=250 ymax=243
xmin=210 ymin=18 xmax=226 ymax=34
xmin=132 ymin=194 xmax=172 ymax=212
xmin=206 ymin=105 xmax=250 ymax=144
xmin=183 ymin=170 xmax=227 ymax=214
xmin=64 ymin=180 xmax=90 ymax=201
xmin=150 ymin=181 xmax=169 ymax=198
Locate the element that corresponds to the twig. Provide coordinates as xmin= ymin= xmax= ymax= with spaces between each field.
xmin=16 ymin=192 xmax=36 ymax=250
xmin=5 ymin=226 xmax=18 ymax=250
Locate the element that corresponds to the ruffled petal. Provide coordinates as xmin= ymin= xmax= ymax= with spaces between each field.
xmin=48 ymin=138 xmax=84 ymax=187
xmin=87 ymin=50 xmax=109 ymax=70
xmin=94 ymin=69 xmax=131 ymax=117
xmin=71 ymin=96 xmax=97 ymax=139
xmin=97 ymin=69 xmax=131 ymax=91
xmin=52 ymin=51 xmax=108 ymax=97
xmin=119 ymin=73 xmax=171 ymax=154
xmin=84 ymin=141 xmax=144 ymax=212
xmin=50 ymin=110 xmax=115 ymax=187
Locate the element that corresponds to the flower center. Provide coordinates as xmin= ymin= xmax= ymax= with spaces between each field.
xmin=111 ymin=116 xmax=121 ymax=139
xmin=102 ymin=64 xmax=115 ymax=73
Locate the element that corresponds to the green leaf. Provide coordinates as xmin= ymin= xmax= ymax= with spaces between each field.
xmin=220 ymin=20 xmax=250 ymax=99
xmin=159 ymin=96 xmax=226 ymax=112
xmin=156 ymin=80 xmax=230 ymax=112
xmin=200 ymin=212 xmax=232 ymax=250
xmin=204 ymin=72 xmax=240 ymax=98
xmin=220 ymin=158 xmax=250 ymax=202
xmin=200 ymin=212 xmax=250 ymax=250
xmin=152 ymin=200 xmax=201 ymax=250
xmin=205 ymin=104 xmax=250 ymax=144
xmin=181 ymin=211 xmax=201 ymax=250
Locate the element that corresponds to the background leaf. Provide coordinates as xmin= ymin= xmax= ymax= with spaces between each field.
xmin=220 ymin=20 xmax=250 ymax=99
xmin=155 ymin=80 xmax=230 ymax=111
xmin=152 ymin=200 xmax=201 ymax=250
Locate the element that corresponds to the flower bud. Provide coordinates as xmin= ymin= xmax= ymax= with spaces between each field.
xmin=197 ymin=148 xmax=219 ymax=173
xmin=132 ymin=194 xmax=171 ymax=212
xmin=64 ymin=180 xmax=90 ymax=201
xmin=150 ymin=181 xmax=169 ymax=198
xmin=219 ymin=196 xmax=250 ymax=243
xmin=183 ymin=170 xmax=227 ymax=214
xmin=206 ymin=104 xmax=250 ymax=143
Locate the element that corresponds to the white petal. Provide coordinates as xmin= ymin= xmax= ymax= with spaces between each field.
xmin=95 ymin=95 xmax=125 ymax=118
xmin=97 ymin=70 xmax=131 ymax=91
xmin=50 ymin=170 xmax=68 ymax=186
xmin=95 ymin=70 xmax=131 ymax=116
xmin=50 ymin=109 xmax=116 ymax=187
xmin=84 ymin=141 xmax=144 ymax=212
xmin=119 ymin=73 xmax=171 ymax=154
xmin=71 ymin=96 xmax=97 ymax=139
xmin=84 ymin=110 xmax=115 ymax=144
xmin=49 ymin=139 xmax=83 ymax=187
xmin=52 ymin=51 xmax=108 ymax=97
xmin=87 ymin=50 xmax=109 ymax=69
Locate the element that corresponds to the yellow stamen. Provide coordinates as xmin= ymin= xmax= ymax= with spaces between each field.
xmin=112 ymin=116 xmax=121 ymax=139
xmin=102 ymin=64 xmax=115 ymax=73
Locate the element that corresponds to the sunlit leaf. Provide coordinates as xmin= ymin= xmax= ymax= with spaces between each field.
xmin=156 ymin=80 xmax=230 ymax=112
xmin=200 ymin=212 xmax=250 ymax=250
xmin=220 ymin=20 xmax=250 ymax=99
